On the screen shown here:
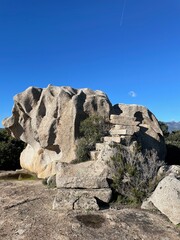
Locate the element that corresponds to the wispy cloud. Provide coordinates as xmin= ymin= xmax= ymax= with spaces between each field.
xmin=128 ymin=91 xmax=137 ymax=97
xmin=120 ymin=0 xmax=127 ymax=27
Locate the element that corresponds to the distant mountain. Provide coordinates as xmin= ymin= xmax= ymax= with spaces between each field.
xmin=165 ymin=121 xmax=180 ymax=132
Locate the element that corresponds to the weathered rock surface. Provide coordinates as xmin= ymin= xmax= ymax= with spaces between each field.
xmin=166 ymin=165 xmax=180 ymax=177
xmin=53 ymin=188 xmax=112 ymax=211
xmin=2 ymin=86 xmax=111 ymax=178
xmin=142 ymin=176 xmax=180 ymax=225
xmin=1 ymin=178 xmax=180 ymax=240
xmin=56 ymin=160 xmax=111 ymax=189
xmin=2 ymin=86 xmax=165 ymax=178
xmin=158 ymin=164 xmax=180 ymax=178
xmin=55 ymin=156 xmax=114 ymax=209
xmin=111 ymin=104 xmax=166 ymax=158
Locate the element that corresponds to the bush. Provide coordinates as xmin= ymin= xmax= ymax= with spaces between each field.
xmin=159 ymin=122 xmax=180 ymax=165
xmin=75 ymin=115 xmax=110 ymax=163
xmin=165 ymin=131 xmax=180 ymax=164
xmin=166 ymin=130 xmax=180 ymax=147
xmin=75 ymin=138 xmax=90 ymax=163
xmin=111 ymin=144 xmax=163 ymax=205
xmin=0 ymin=129 xmax=25 ymax=170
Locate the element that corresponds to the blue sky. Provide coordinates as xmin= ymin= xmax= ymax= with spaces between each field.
xmin=0 ymin=0 xmax=180 ymax=127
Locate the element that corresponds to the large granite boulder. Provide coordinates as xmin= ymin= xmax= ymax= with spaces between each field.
xmin=2 ymin=86 xmax=111 ymax=178
xmin=141 ymin=175 xmax=180 ymax=225
xmin=2 ymin=85 xmax=165 ymax=178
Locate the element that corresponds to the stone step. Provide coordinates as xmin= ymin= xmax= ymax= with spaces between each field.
xmin=90 ymin=151 xmax=99 ymax=161
xmin=103 ymin=136 xmax=121 ymax=143
xmin=110 ymin=115 xmax=139 ymax=125
xmin=110 ymin=114 xmax=136 ymax=121
xmin=113 ymin=125 xmax=126 ymax=130
xmin=109 ymin=129 xmax=127 ymax=135
xmin=95 ymin=143 xmax=105 ymax=151
xmin=110 ymin=126 xmax=140 ymax=136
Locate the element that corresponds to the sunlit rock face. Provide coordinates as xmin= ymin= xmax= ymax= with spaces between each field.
xmin=2 ymin=86 xmax=112 ymax=178
xmin=142 ymin=175 xmax=180 ymax=225
xmin=3 ymin=85 xmax=165 ymax=178
xmin=111 ymin=103 xmax=166 ymax=157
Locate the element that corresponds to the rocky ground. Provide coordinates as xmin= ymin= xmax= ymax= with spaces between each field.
xmin=0 ymin=172 xmax=180 ymax=240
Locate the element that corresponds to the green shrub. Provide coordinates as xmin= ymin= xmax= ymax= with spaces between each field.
xmin=75 ymin=138 xmax=90 ymax=163
xmin=165 ymin=130 xmax=180 ymax=165
xmin=75 ymin=115 xmax=110 ymax=163
xmin=111 ymin=144 xmax=163 ymax=205
xmin=166 ymin=130 xmax=180 ymax=147
xmin=79 ymin=115 xmax=109 ymax=143
xmin=159 ymin=122 xmax=180 ymax=165
xmin=0 ymin=129 xmax=25 ymax=170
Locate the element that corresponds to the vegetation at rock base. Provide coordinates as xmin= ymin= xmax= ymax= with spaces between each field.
xmin=75 ymin=115 xmax=110 ymax=163
xmin=159 ymin=122 xmax=180 ymax=165
xmin=75 ymin=117 xmax=167 ymax=204
xmin=0 ymin=129 xmax=25 ymax=170
xmin=111 ymin=144 xmax=163 ymax=205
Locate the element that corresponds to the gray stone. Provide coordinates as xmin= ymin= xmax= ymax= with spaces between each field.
xmin=109 ymin=127 xmax=140 ymax=136
xmin=73 ymin=194 xmax=99 ymax=211
xmin=148 ymin=176 xmax=180 ymax=225
xmin=141 ymin=199 xmax=156 ymax=211
xmin=109 ymin=129 xmax=127 ymax=135
xmin=103 ymin=136 xmax=121 ymax=143
xmin=157 ymin=165 xmax=180 ymax=179
xmin=110 ymin=115 xmax=137 ymax=125
xmin=95 ymin=143 xmax=105 ymax=151
xmin=56 ymin=160 xmax=111 ymax=189
xmin=53 ymin=188 xmax=112 ymax=211
xmin=167 ymin=165 xmax=180 ymax=177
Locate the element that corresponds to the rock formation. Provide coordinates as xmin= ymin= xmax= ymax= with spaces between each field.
xmin=54 ymin=154 xmax=115 ymax=210
xmin=2 ymin=86 xmax=111 ymax=178
xmin=3 ymin=85 xmax=165 ymax=179
xmin=142 ymin=166 xmax=180 ymax=225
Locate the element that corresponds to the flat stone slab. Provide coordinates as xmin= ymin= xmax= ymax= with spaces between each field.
xmin=103 ymin=136 xmax=121 ymax=143
xmin=110 ymin=127 xmax=140 ymax=136
xmin=56 ymin=161 xmax=110 ymax=189
xmin=110 ymin=115 xmax=138 ymax=125
xmin=53 ymin=188 xmax=112 ymax=211
xmin=95 ymin=143 xmax=105 ymax=151
xmin=109 ymin=129 xmax=127 ymax=135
